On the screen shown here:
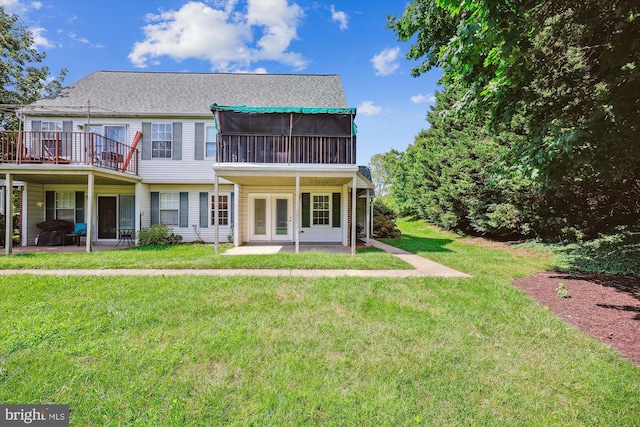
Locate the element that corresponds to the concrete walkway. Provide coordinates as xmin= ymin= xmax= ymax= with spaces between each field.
xmin=0 ymin=239 xmax=470 ymax=278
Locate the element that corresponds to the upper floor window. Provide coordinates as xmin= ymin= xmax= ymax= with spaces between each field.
xmin=152 ymin=123 xmax=172 ymax=158
xmin=205 ymin=125 xmax=217 ymax=158
xmin=41 ymin=121 xmax=62 ymax=133
xmin=41 ymin=122 xmax=63 ymax=156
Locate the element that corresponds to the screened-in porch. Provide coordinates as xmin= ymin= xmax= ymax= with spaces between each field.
xmin=211 ymin=106 xmax=357 ymax=165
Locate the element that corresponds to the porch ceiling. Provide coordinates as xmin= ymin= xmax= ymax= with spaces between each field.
xmin=0 ymin=165 xmax=142 ymax=185
xmin=213 ymin=164 xmax=374 ymax=189
xmin=219 ymin=175 xmax=354 ymax=187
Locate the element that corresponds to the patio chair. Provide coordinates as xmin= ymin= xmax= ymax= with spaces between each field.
xmin=66 ymin=222 xmax=87 ymax=246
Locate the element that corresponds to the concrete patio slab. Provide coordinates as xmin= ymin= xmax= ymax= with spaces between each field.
xmin=223 ymin=243 xmax=351 ymax=255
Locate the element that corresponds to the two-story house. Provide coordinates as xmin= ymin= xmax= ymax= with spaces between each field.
xmin=0 ymin=71 xmax=373 ymax=254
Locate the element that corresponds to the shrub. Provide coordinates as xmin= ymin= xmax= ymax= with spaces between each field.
xmin=373 ymin=199 xmax=401 ymax=238
xmin=137 ymin=223 xmax=183 ymax=246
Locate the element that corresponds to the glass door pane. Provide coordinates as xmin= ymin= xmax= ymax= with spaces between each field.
xmin=275 ymin=198 xmax=288 ymax=235
xmin=98 ymin=197 xmax=117 ymax=239
xmin=119 ymin=195 xmax=135 ymax=229
xmin=254 ymin=198 xmax=266 ymax=235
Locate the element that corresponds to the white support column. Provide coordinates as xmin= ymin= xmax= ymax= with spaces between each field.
xmin=233 ymin=183 xmax=239 ymax=247
xmin=4 ymin=173 xmax=12 ymax=255
xmin=365 ymin=190 xmax=370 ymax=245
xmin=351 ymin=175 xmax=357 ymax=255
xmin=135 ymin=182 xmax=143 ymax=244
xmin=214 ymin=174 xmax=219 ymax=254
xmin=295 ymin=175 xmax=300 ymax=253
xmin=21 ymin=183 xmax=28 ymax=246
xmin=86 ymin=172 xmax=94 ymax=253
xmin=342 ymin=184 xmax=348 ymax=246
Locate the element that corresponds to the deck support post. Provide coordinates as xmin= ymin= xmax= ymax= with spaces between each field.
xmin=86 ymin=172 xmax=94 ymax=253
xmin=4 ymin=173 xmax=12 ymax=255
xmin=365 ymin=189 xmax=370 ymax=245
xmin=214 ymin=174 xmax=219 ymax=254
xmin=135 ymin=182 xmax=143 ymax=245
xmin=351 ymin=174 xmax=357 ymax=255
xmin=233 ymin=183 xmax=239 ymax=247
xmin=295 ymin=175 xmax=300 ymax=253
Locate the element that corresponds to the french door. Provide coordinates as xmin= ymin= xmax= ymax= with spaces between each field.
xmin=249 ymin=194 xmax=292 ymax=241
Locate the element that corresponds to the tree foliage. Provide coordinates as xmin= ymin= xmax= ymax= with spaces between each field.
xmin=381 ymin=86 xmax=549 ymax=238
xmin=388 ymin=0 xmax=640 ymax=188
xmin=0 ymin=6 xmax=66 ymax=129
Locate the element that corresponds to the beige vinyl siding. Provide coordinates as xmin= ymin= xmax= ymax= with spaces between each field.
xmin=138 ymin=183 xmax=150 ymax=229
xmin=25 ymin=182 xmax=45 ymax=245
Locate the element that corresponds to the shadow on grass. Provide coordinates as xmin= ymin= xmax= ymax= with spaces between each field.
xmin=382 ymin=234 xmax=455 ymax=253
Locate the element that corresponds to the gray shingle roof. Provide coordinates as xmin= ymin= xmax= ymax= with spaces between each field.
xmin=27 ymin=71 xmax=349 ymax=118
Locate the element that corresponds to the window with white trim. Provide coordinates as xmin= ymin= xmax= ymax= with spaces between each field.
xmin=205 ymin=125 xmax=216 ymax=158
xmin=152 ymin=123 xmax=172 ymax=158
xmin=159 ymin=193 xmax=179 ymax=226
xmin=41 ymin=121 xmax=63 ymax=157
xmin=211 ymin=194 xmax=228 ymax=225
xmin=312 ymin=194 xmax=330 ymax=226
xmin=56 ymin=192 xmax=75 ymax=222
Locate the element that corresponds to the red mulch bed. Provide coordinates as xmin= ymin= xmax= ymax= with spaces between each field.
xmin=513 ymin=271 xmax=640 ymax=366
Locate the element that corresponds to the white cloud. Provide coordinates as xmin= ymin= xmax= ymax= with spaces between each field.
xmin=410 ymin=93 xmax=436 ymax=104
xmin=330 ymin=5 xmax=348 ymax=30
xmin=357 ymin=100 xmax=383 ymax=116
xmin=31 ymin=27 xmax=54 ymax=49
xmin=1 ymin=0 xmax=40 ymax=13
xmin=68 ymin=31 xmax=102 ymax=48
xmin=0 ymin=0 xmax=27 ymax=13
xmin=68 ymin=32 xmax=89 ymax=45
xmin=371 ymin=47 xmax=400 ymax=76
xmin=129 ymin=0 xmax=307 ymax=72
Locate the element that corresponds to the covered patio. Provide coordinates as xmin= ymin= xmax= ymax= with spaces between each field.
xmin=1 ymin=165 xmax=142 ymax=254
xmin=212 ymin=163 xmax=374 ymax=255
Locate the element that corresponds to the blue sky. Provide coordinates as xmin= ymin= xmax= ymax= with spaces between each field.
xmin=2 ymin=0 xmax=442 ymax=165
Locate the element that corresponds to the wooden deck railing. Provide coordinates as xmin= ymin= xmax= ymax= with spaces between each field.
xmin=0 ymin=131 xmax=139 ymax=175
xmin=217 ymin=134 xmax=356 ymax=164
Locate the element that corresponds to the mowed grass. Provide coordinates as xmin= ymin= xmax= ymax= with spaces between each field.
xmin=1 ymin=220 xmax=638 ymax=425
xmin=0 ymin=245 xmax=410 ymax=270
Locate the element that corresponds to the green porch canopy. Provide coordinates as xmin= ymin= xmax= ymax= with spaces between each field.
xmin=210 ymin=104 xmax=356 ymax=115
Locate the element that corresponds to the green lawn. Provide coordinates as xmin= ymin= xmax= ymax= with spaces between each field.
xmin=0 ymin=245 xmax=410 ymax=270
xmin=1 ymin=219 xmax=638 ymax=425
